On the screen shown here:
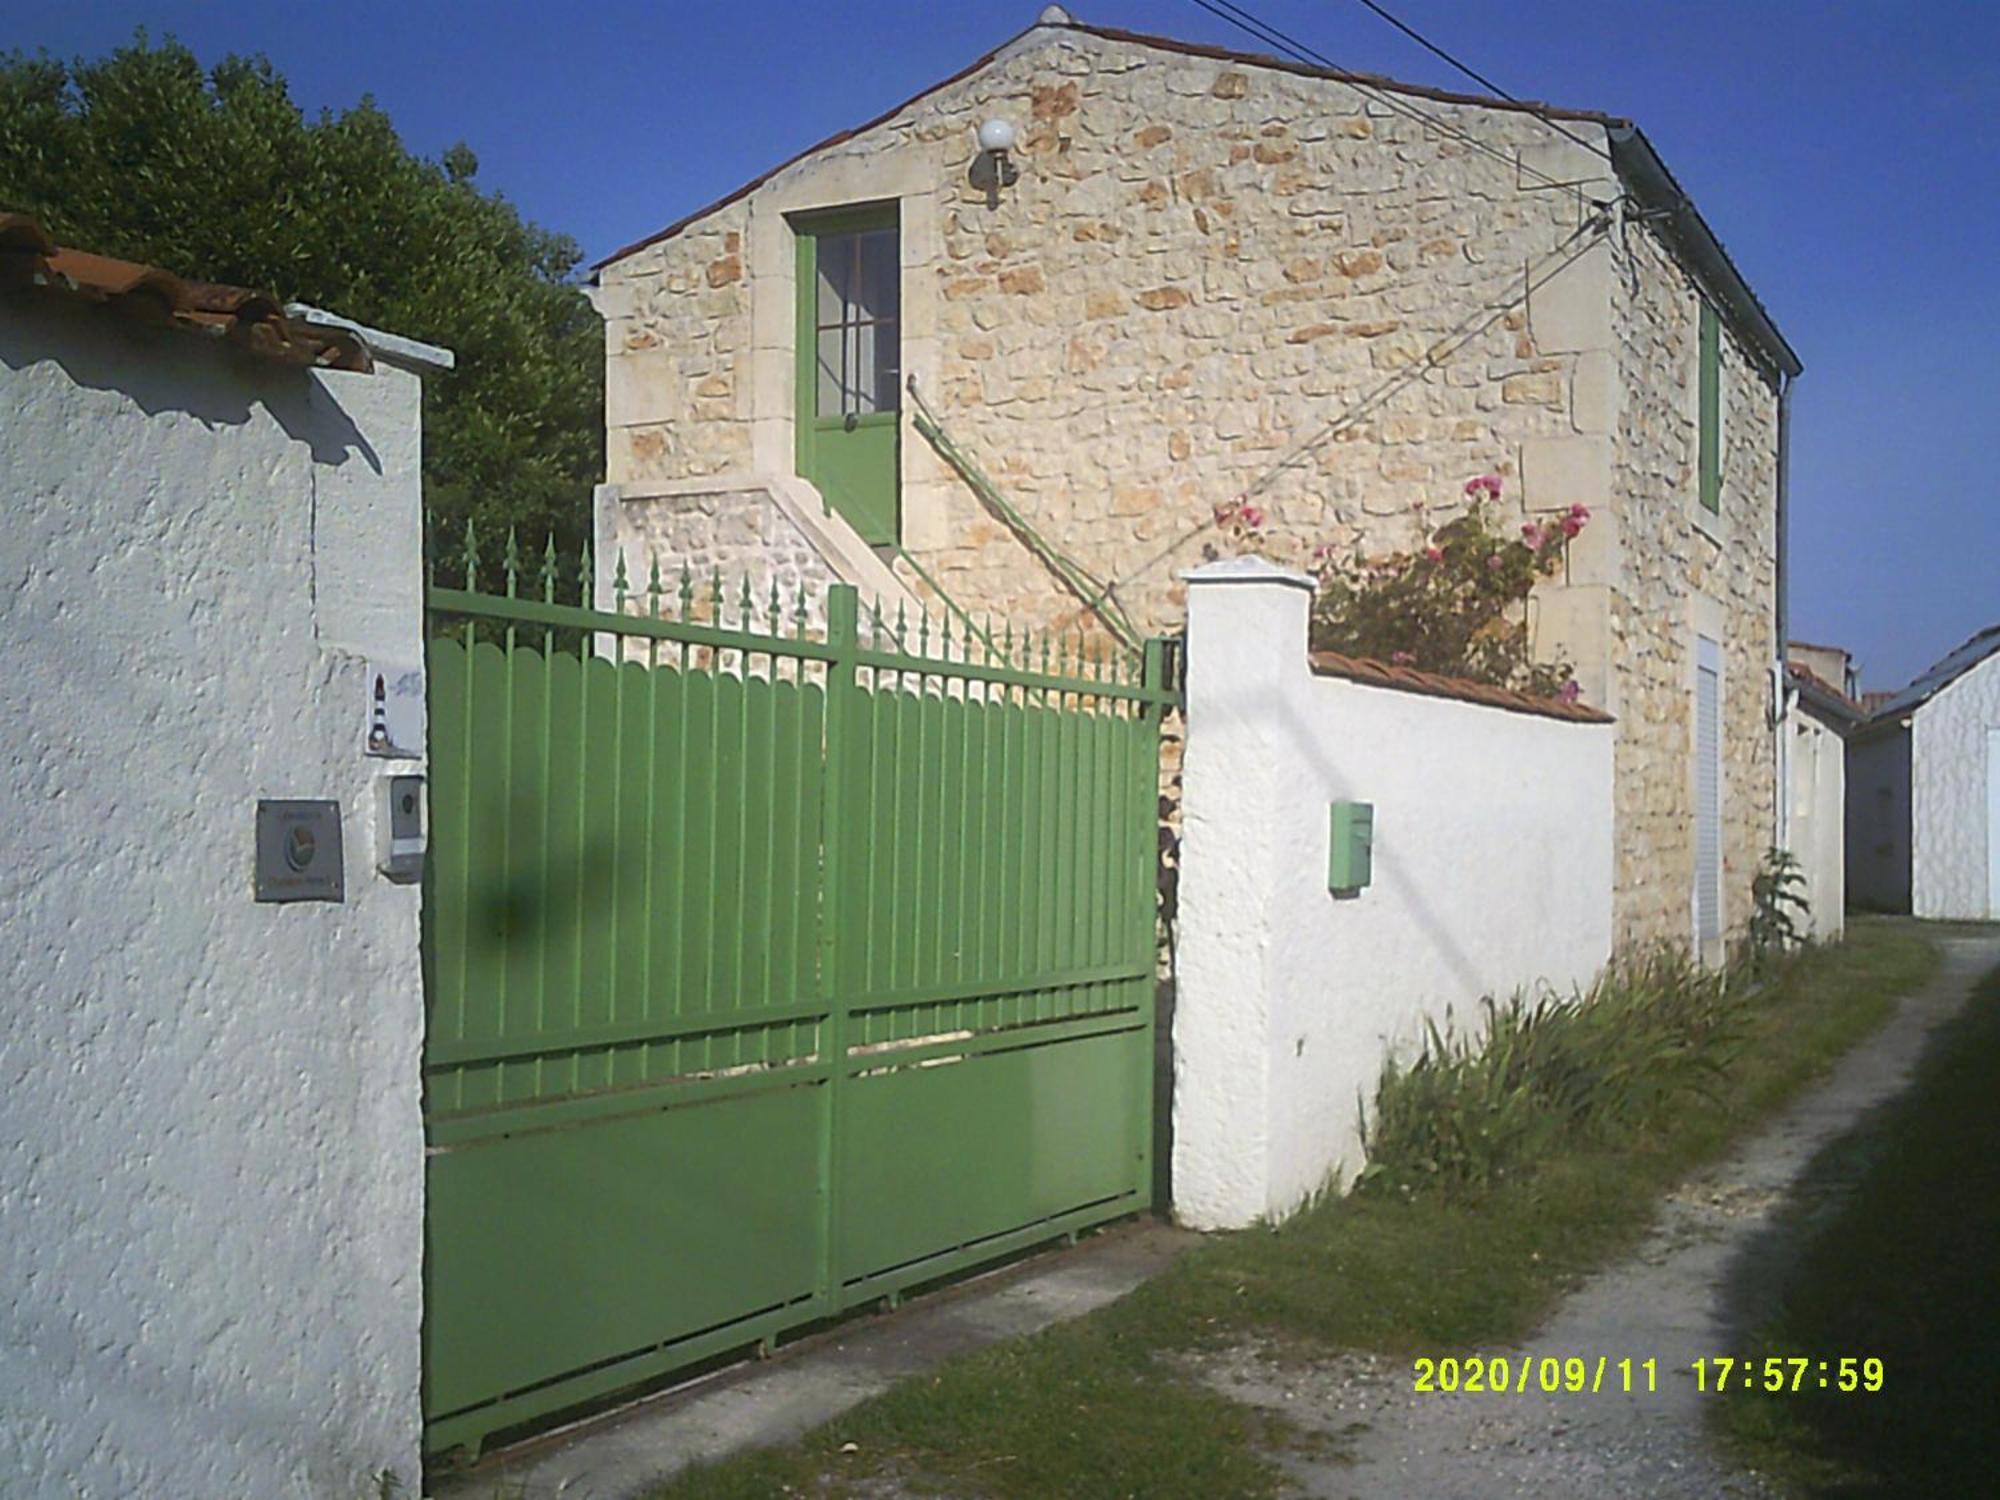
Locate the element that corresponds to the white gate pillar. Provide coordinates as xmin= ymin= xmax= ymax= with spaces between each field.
xmin=1172 ymin=557 xmax=1315 ymax=1230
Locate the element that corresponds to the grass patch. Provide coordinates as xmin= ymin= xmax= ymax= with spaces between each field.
xmin=649 ymin=921 xmax=1937 ymax=1498
xmin=1717 ymin=949 xmax=1999 ymax=1497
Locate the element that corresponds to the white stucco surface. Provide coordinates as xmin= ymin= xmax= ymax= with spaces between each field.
xmin=1173 ymin=559 xmax=1615 ymax=1229
xmin=0 ymin=298 xmax=428 ymax=1497
xmin=1786 ymin=703 xmax=1846 ymax=940
xmin=1911 ymin=650 xmax=2000 ymax=920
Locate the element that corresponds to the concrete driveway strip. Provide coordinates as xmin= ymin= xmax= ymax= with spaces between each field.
xmin=1196 ymin=930 xmax=2000 ymax=1500
xmin=431 ymin=1219 xmax=1193 ymax=1500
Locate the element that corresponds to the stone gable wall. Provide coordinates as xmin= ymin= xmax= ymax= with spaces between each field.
xmin=1608 ymin=220 xmax=1781 ymax=952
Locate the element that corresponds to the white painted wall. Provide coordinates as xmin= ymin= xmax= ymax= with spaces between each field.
xmin=1911 ymin=650 xmax=2000 ymax=920
xmin=0 ymin=298 xmax=430 ymax=1498
xmin=1786 ymin=703 xmax=1846 ymax=940
xmin=1173 ymin=559 xmax=1616 ymax=1230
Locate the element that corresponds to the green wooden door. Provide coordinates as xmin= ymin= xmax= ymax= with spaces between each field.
xmin=795 ymin=206 xmax=900 ymax=545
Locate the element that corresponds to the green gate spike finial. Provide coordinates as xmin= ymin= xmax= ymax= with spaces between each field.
xmin=461 ymin=518 xmax=479 ymax=592
xmin=738 ymin=573 xmax=755 ymax=630
xmin=647 ymin=555 xmax=665 ymax=618
xmin=576 ymin=538 xmax=593 ymax=604
xmin=613 ymin=549 xmax=630 ymax=613
xmin=709 ymin=567 xmax=724 ymax=625
xmin=767 ymin=579 xmax=782 ymax=637
xmin=793 ymin=582 xmax=810 ymax=638
xmin=1039 ymin=629 xmax=1052 ymax=675
xmin=503 ymin=528 xmax=521 ymax=597
xmin=918 ymin=604 xmax=931 ymax=658
xmin=1003 ymin=619 xmax=1015 ymax=666
xmin=678 ymin=561 xmax=694 ymax=618
xmin=870 ymin=600 xmax=885 ymax=649
xmin=895 ymin=600 xmax=908 ymax=651
xmin=938 ymin=609 xmax=953 ymax=664
xmin=540 ymin=534 xmax=559 ymax=603
xmin=980 ymin=614 xmax=994 ymax=666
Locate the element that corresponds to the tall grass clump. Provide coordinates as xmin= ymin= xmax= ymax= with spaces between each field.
xmin=1360 ymin=951 xmax=1747 ymax=1194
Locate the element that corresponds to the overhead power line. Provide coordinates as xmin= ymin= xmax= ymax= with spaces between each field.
xmin=1185 ymin=0 xmax=1605 ymax=194
xmin=1341 ymin=0 xmax=1615 ymax=163
xmin=1085 ymin=215 xmax=1614 ymax=607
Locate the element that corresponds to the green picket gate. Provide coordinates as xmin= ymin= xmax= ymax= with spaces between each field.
xmin=420 ymin=545 xmax=1173 ymax=1457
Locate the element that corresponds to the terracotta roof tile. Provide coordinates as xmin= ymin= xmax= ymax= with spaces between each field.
xmin=1785 ymin=661 xmax=1865 ymax=723
xmin=1309 ymin=650 xmax=1613 ymax=724
xmin=0 ymin=213 xmax=370 ymax=372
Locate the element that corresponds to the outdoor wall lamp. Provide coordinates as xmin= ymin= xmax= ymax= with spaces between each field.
xmin=970 ymin=117 xmax=1020 ymax=207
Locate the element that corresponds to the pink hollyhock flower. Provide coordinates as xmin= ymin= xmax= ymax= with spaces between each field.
xmin=1240 ymin=504 xmax=1265 ymax=529
xmin=1560 ymin=514 xmax=1584 ymax=539
xmin=1521 ymin=522 xmax=1546 ymax=549
xmin=1569 ymin=503 xmax=1591 ymax=521
xmin=1463 ymin=473 xmax=1504 ymax=500
xmin=1391 ymin=651 xmax=1417 ymax=666
xmin=1423 ymin=545 xmax=1445 ymax=563
xmin=1557 ymin=680 xmax=1582 ymax=704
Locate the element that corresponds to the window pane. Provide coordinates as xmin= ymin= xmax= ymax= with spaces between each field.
xmin=871 ymin=320 xmax=900 ymax=412
xmin=848 ymin=322 xmax=877 ymax=414
xmin=817 ymin=326 xmax=843 ymax=416
xmin=817 ymin=237 xmax=853 ymax=328
xmin=856 ymin=229 xmax=899 ymax=323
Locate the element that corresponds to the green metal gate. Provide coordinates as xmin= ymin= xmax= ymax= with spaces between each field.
xmin=420 ymin=542 xmax=1173 ymax=1457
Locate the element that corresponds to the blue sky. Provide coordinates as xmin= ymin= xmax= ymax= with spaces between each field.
xmin=12 ymin=1 xmax=1994 ymax=690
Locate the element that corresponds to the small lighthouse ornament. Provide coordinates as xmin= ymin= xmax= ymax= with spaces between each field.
xmin=368 ymin=672 xmax=390 ymax=753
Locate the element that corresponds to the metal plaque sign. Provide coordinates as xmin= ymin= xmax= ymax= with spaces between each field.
xmin=255 ymin=799 xmax=345 ymax=902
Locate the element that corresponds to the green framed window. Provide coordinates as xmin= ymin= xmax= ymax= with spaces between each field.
xmin=812 ymin=224 xmax=900 ymax=417
xmin=1698 ymin=299 xmax=1721 ymax=514
xmin=791 ymin=201 xmax=902 ymax=546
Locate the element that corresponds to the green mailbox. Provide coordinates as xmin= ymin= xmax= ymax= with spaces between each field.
xmin=1328 ymin=801 xmax=1374 ymax=894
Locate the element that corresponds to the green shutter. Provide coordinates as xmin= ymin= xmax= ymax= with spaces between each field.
xmin=1698 ymin=300 xmax=1721 ymax=514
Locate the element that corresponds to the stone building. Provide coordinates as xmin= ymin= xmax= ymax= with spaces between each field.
xmin=587 ymin=7 xmax=1801 ymax=956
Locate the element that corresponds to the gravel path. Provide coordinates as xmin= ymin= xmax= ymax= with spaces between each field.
xmin=1187 ymin=931 xmax=2000 ymax=1500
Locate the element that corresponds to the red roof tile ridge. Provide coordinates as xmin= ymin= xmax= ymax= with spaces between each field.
xmin=0 ymin=212 xmax=370 ymax=372
xmin=1309 ymin=649 xmax=1613 ymax=723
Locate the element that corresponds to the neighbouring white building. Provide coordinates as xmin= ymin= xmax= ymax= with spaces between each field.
xmin=1846 ymin=626 xmax=2000 ymax=920
xmin=1784 ymin=653 xmax=1861 ymax=940
xmin=1 ymin=215 xmax=444 ymax=1498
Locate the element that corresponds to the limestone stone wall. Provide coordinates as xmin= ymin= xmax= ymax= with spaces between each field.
xmin=1607 ymin=220 xmax=1781 ymax=953
xmin=593 ymin=478 xmax=837 ymax=617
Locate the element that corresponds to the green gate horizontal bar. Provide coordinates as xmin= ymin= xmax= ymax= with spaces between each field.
xmin=427 ymin=997 xmax=834 ymax=1067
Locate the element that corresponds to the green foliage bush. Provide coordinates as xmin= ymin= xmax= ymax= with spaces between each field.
xmin=1360 ymin=950 xmax=1747 ymax=1194
xmin=0 ymin=34 xmax=602 ymax=558
xmin=1747 ymin=846 xmax=1810 ymax=972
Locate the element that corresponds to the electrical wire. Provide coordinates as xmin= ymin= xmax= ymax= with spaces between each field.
xmin=1185 ymin=0 xmax=1585 ymax=193
xmin=1342 ymin=0 xmax=1615 ymax=163
xmin=1078 ymin=216 xmax=1614 ymax=608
